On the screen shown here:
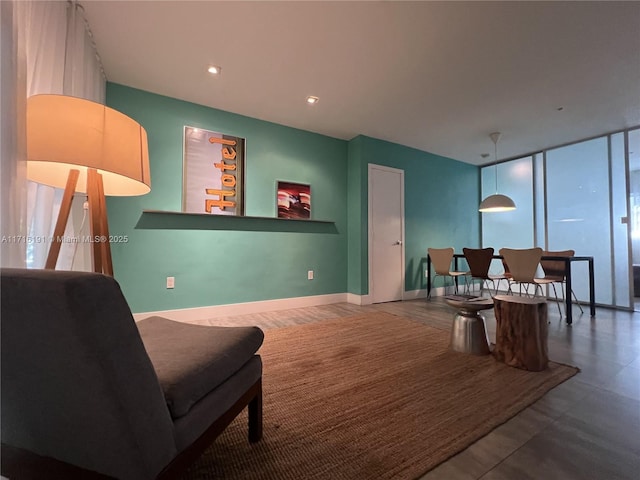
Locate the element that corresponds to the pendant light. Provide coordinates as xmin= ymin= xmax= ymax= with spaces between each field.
xmin=479 ymin=132 xmax=516 ymax=212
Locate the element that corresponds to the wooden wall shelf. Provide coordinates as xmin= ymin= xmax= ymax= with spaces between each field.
xmin=136 ymin=210 xmax=338 ymax=233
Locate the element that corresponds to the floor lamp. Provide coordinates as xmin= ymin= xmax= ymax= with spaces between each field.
xmin=26 ymin=94 xmax=151 ymax=275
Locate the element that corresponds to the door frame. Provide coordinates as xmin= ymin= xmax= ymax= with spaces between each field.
xmin=367 ymin=163 xmax=405 ymax=303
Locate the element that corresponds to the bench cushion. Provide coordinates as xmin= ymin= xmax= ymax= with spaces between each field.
xmin=137 ymin=317 xmax=264 ymax=418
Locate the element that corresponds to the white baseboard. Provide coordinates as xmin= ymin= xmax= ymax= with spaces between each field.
xmin=346 ymin=293 xmax=372 ymax=305
xmin=406 ymin=287 xmax=466 ymax=300
xmin=132 ymin=288 xmax=456 ymax=323
xmin=403 ymin=289 xmax=427 ymax=300
xmin=133 ymin=293 xmax=349 ymax=322
xmin=350 ymin=290 xmax=435 ymax=303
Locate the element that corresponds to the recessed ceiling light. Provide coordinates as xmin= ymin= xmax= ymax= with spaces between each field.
xmin=207 ymin=65 xmax=221 ymax=75
xmin=306 ymin=96 xmax=319 ymax=105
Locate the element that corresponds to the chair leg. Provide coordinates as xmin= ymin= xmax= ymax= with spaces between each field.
xmin=462 ymin=275 xmax=471 ymax=295
xmin=428 ymin=274 xmax=441 ymax=299
xmin=527 ymin=282 xmax=541 ymax=298
xmin=560 ymin=283 xmax=585 ymax=314
xmin=570 ymin=287 xmax=584 ymax=313
xmin=535 ymin=283 xmax=544 ymax=298
xmin=550 ymin=283 xmax=562 ymax=316
xmin=490 ymin=278 xmax=505 ymax=296
xmin=248 ymin=379 xmax=263 ymax=443
xmin=486 ymin=279 xmax=497 ymax=297
xmin=454 ymin=274 xmax=469 ymax=295
xmin=478 ymin=278 xmax=484 ymax=295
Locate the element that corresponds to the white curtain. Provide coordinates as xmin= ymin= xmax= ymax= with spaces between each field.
xmin=20 ymin=0 xmax=105 ymax=270
xmin=0 ymin=1 xmax=27 ymax=267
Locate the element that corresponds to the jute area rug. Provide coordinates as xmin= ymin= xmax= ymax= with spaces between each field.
xmin=182 ymin=312 xmax=578 ymax=480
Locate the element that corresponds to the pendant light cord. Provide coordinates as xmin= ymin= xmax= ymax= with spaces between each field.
xmin=494 ymin=139 xmax=498 ymax=194
xmin=490 ymin=132 xmax=501 ymax=195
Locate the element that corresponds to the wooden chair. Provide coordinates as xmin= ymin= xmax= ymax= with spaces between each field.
xmin=463 ymin=247 xmax=512 ymax=296
xmin=499 ymin=247 xmax=543 ymax=296
xmin=535 ymin=249 xmax=584 ymax=316
xmin=500 ymin=257 xmax=514 ymax=292
xmin=427 ymin=247 xmax=470 ymax=298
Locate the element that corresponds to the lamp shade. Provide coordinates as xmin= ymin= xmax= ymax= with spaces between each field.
xmin=479 ymin=194 xmax=516 ymax=212
xmin=26 ymin=94 xmax=150 ymax=196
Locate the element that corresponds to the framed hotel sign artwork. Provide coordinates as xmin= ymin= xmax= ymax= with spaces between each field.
xmin=277 ymin=181 xmax=311 ymax=219
xmin=182 ymin=126 xmax=245 ymax=216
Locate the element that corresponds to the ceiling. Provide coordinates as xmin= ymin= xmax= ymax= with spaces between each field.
xmin=81 ymin=1 xmax=640 ymax=166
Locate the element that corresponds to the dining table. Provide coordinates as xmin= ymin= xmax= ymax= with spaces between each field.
xmin=426 ymin=253 xmax=595 ymax=325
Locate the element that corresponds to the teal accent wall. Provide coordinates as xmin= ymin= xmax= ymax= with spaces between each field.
xmin=346 ymin=136 xmax=481 ymax=294
xmin=106 ymin=84 xmax=348 ymax=313
xmin=346 ymin=136 xmax=367 ymax=294
xmin=106 ymin=85 xmax=480 ymax=312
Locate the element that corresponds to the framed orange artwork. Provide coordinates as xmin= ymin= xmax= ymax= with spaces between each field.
xmin=182 ymin=126 xmax=245 ymax=216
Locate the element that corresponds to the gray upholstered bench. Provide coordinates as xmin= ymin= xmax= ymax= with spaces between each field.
xmin=137 ymin=316 xmax=263 ymax=454
xmin=1 ymin=268 xmax=264 ymax=479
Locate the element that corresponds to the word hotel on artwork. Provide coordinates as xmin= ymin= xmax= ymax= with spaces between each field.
xmin=205 ymin=136 xmax=238 ymax=213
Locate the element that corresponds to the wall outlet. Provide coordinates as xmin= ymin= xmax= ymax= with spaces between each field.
xmin=166 ymin=276 xmax=175 ymax=289
xmin=308 ymin=270 xmax=314 ymax=280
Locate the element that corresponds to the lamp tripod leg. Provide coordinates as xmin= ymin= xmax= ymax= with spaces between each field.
xmin=45 ymin=169 xmax=80 ymax=270
xmin=87 ymin=168 xmax=114 ymax=276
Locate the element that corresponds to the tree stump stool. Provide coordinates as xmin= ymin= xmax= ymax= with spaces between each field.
xmin=493 ymin=295 xmax=549 ymax=371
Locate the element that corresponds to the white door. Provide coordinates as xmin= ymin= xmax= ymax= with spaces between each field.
xmin=368 ymin=164 xmax=405 ymax=303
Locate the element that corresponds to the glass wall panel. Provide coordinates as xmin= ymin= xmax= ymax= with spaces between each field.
xmin=482 ymin=156 xmax=533 ymax=276
xmin=611 ymin=133 xmax=631 ymax=308
xmin=546 ymin=137 xmax=611 ymax=305
xmin=534 ymin=153 xmax=545 ymax=248
xmin=481 ymin=128 xmax=638 ymax=309
xmin=629 ymin=129 xmax=640 ymax=307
